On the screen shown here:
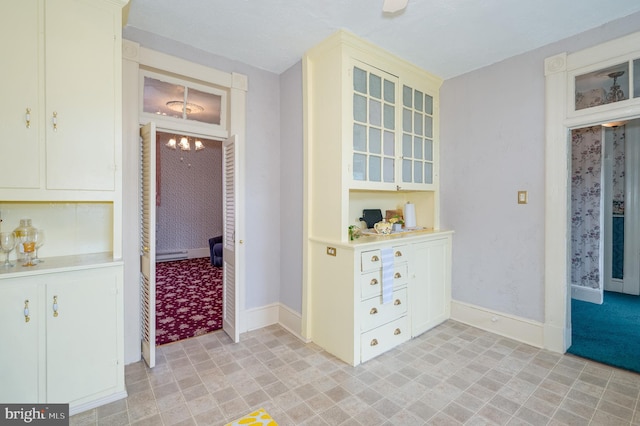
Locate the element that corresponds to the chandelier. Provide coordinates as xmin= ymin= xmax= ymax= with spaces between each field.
xmin=166 ymin=136 xmax=205 ymax=151
xmin=606 ymin=71 xmax=625 ymax=104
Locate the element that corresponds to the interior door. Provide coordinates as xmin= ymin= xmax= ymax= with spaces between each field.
xmin=223 ymin=135 xmax=241 ymax=342
xmin=140 ymin=122 xmax=156 ymax=367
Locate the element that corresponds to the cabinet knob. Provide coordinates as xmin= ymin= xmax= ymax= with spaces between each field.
xmin=25 ymin=108 xmax=31 ymax=128
xmin=394 ymin=251 xmax=402 ymax=257
xmin=370 ymin=339 xmax=378 ymax=346
xmin=394 ymin=299 xmax=401 ymax=306
xmin=394 ymin=328 xmax=401 ymax=335
xmin=394 ymin=272 xmax=401 ymax=279
xmin=52 ymin=295 xmax=59 ymax=317
xmin=24 ymin=300 xmax=30 ymax=323
xmin=52 ymin=112 xmax=58 ymax=131
xmin=371 ymin=255 xmax=379 ymax=262
xmin=369 ymin=307 xmax=378 ymax=315
xmin=370 ymin=278 xmax=378 ymax=286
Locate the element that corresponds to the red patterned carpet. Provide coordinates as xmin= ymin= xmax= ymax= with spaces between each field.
xmin=155 ymin=257 xmax=223 ymax=346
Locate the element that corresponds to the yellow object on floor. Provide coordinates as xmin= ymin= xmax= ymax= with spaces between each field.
xmin=225 ymin=408 xmax=277 ymax=426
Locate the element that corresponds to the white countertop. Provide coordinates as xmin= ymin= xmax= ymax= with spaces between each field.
xmin=0 ymin=252 xmax=122 ymax=279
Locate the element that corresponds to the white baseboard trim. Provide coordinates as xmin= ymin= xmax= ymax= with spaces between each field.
xmin=70 ymin=390 xmax=128 ymax=416
xmin=243 ymin=303 xmax=280 ymax=332
xmin=450 ymin=300 xmax=544 ymax=348
xmin=571 ymin=284 xmax=603 ymax=304
xmin=241 ymin=303 xmax=308 ymax=342
xmin=278 ymin=304 xmax=309 ymax=342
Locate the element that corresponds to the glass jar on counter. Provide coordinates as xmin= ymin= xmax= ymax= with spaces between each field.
xmin=14 ymin=219 xmax=36 ymax=262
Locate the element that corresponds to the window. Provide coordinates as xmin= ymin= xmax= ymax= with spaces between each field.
xmin=140 ymin=71 xmax=227 ymax=134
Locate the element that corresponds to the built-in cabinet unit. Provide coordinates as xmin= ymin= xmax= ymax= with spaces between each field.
xmin=0 ymin=261 xmax=125 ymax=408
xmin=0 ymin=0 xmax=124 ymax=200
xmin=304 ymin=30 xmax=452 ymax=365
xmin=0 ymin=0 xmax=127 ymax=415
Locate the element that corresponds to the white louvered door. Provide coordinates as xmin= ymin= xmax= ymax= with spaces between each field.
xmin=140 ymin=122 xmax=156 ymax=367
xmin=223 ymin=135 xmax=240 ymax=342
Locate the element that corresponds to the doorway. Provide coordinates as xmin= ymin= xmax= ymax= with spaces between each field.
xmin=154 ymin=131 xmax=224 ymax=345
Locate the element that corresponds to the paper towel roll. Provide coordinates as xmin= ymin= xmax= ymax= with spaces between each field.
xmin=404 ymin=202 xmax=416 ymax=229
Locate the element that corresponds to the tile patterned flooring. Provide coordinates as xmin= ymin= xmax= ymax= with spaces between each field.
xmin=71 ymin=320 xmax=640 ymax=425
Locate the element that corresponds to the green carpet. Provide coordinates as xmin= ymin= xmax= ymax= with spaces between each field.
xmin=568 ymin=291 xmax=640 ymax=373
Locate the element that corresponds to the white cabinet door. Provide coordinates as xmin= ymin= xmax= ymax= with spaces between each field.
xmin=0 ymin=0 xmax=40 ymax=190
xmin=411 ymin=237 xmax=451 ymax=336
xmin=46 ymin=269 xmax=120 ymax=403
xmin=45 ymin=0 xmax=117 ymax=191
xmin=0 ymin=281 xmax=41 ymax=402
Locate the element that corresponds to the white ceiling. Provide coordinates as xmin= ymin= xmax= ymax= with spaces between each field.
xmin=124 ymin=0 xmax=640 ymax=79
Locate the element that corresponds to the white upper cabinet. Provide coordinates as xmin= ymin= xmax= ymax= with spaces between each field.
xmin=0 ymin=0 xmax=125 ymax=200
xmin=351 ymin=61 xmax=438 ymax=190
xmin=0 ymin=0 xmax=40 ymax=190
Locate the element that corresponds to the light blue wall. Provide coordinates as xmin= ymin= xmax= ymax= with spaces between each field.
xmin=279 ymin=61 xmax=304 ymax=312
xmin=440 ymin=12 xmax=640 ymax=322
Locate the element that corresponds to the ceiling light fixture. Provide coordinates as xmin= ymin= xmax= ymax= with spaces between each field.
xmin=165 ymin=136 xmax=205 ymax=152
xmin=382 ymin=0 xmax=408 ymax=13
xmin=166 ymin=100 xmax=204 ymax=115
xmin=606 ymin=71 xmax=625 ymax=104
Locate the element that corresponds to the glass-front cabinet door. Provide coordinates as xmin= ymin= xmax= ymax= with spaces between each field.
xmin=350 ymin=61 xmax=437 ymax=190
xmin=402 ymin=85 xmax=434 ymax=186
xmin=352 ymin=62 xmax=397 ymax=185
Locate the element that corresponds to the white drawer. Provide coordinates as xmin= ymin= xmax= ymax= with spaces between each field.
xmin=360 ymin=245 xmax=409 ymax=272
xmin=360 ymin=249 xmax=382 ymax=272
xmin=360 ymin=263 xmax=408 ymax=300
xmin=360 ymin=316 xmax=410 ymax=363
xmin=391 ymin=245 xmax=409 ymax=261
xmin=360 ymin=288 xmax=408 ymax=332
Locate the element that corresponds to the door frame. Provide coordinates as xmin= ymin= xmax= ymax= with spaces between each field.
xmin=122 ymin=40 xmax=247 ymax=362
xmin=544 ymin=31 xmax=640 ymax=353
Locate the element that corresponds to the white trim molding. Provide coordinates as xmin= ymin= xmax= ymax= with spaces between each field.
xmin=544 ymin=30 xmax=640 ymax=353
xmin=451 ymin=300 xmax=544 ymax=348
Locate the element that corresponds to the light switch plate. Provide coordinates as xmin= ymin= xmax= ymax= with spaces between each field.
xmin=518 ymin=191 xmax=528 ymax=204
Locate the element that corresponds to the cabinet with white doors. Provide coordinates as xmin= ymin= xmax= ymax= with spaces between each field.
xmin=307 ymin=231 xmax=452 ymax=366
xmin=0 ymin=258 xmax=125 ymax=414
xmin=0 ymin=0 xmax=126 ymax=201
xmin=304 ymin=29 xmax=443 ymax=243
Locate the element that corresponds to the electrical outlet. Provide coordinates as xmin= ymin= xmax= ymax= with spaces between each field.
xmin=518 ymin=191 xmax=528 ymax=204
xmin=326 ymin=247 xmax=336 ymax=256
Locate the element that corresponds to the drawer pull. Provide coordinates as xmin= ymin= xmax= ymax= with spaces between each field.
xmin=24 ymin=300 xmax=30 ymax=323
xmin=394 ymin=251 xmax=402 ymax=257
xmin=371 ymin=255 xmax=379 ymax=262
xmin=394 ymin=272 xmax=401 ymax=279
xmin=370 ymin=339 xmax=378 ymax=346
xmin=394 ymin=299 xmax=401 ymax=306
xmin=370 ymin=278 xmax=378 ymax=286
xmin=52 ymin=295 xmax=59 ymax=317
xmin=394 ymin=328 xmax=402 ymax=335
xmin=369 ymin=307 xmax=378 ymax=315
xmin=25 ymin=108 xmax=31 ymax=128
xmin=52 ymin=111 xmax=58 ymax=131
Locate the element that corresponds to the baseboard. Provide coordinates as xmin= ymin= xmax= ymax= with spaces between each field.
xmin=70 ymin=390 xmax=128 ymax=416
xmin=571 ymin=284 xmax=603 ymax=304
xmin=277 ymin=304 xmax=309 ymax=342
xmin=450 ymin=300 xmax=544 ymax=348
xmin=243 ymin=303 xmax=279 ymax=332
xmin=241 ymin=303 xmax=308 ymax=342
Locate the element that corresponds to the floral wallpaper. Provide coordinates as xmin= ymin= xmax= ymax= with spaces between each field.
xmin=571 ymin=126 xmax=602 ymax=289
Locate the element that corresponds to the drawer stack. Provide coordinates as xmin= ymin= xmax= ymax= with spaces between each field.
xmin=358 ymin=245 xmax=411 ymax=362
